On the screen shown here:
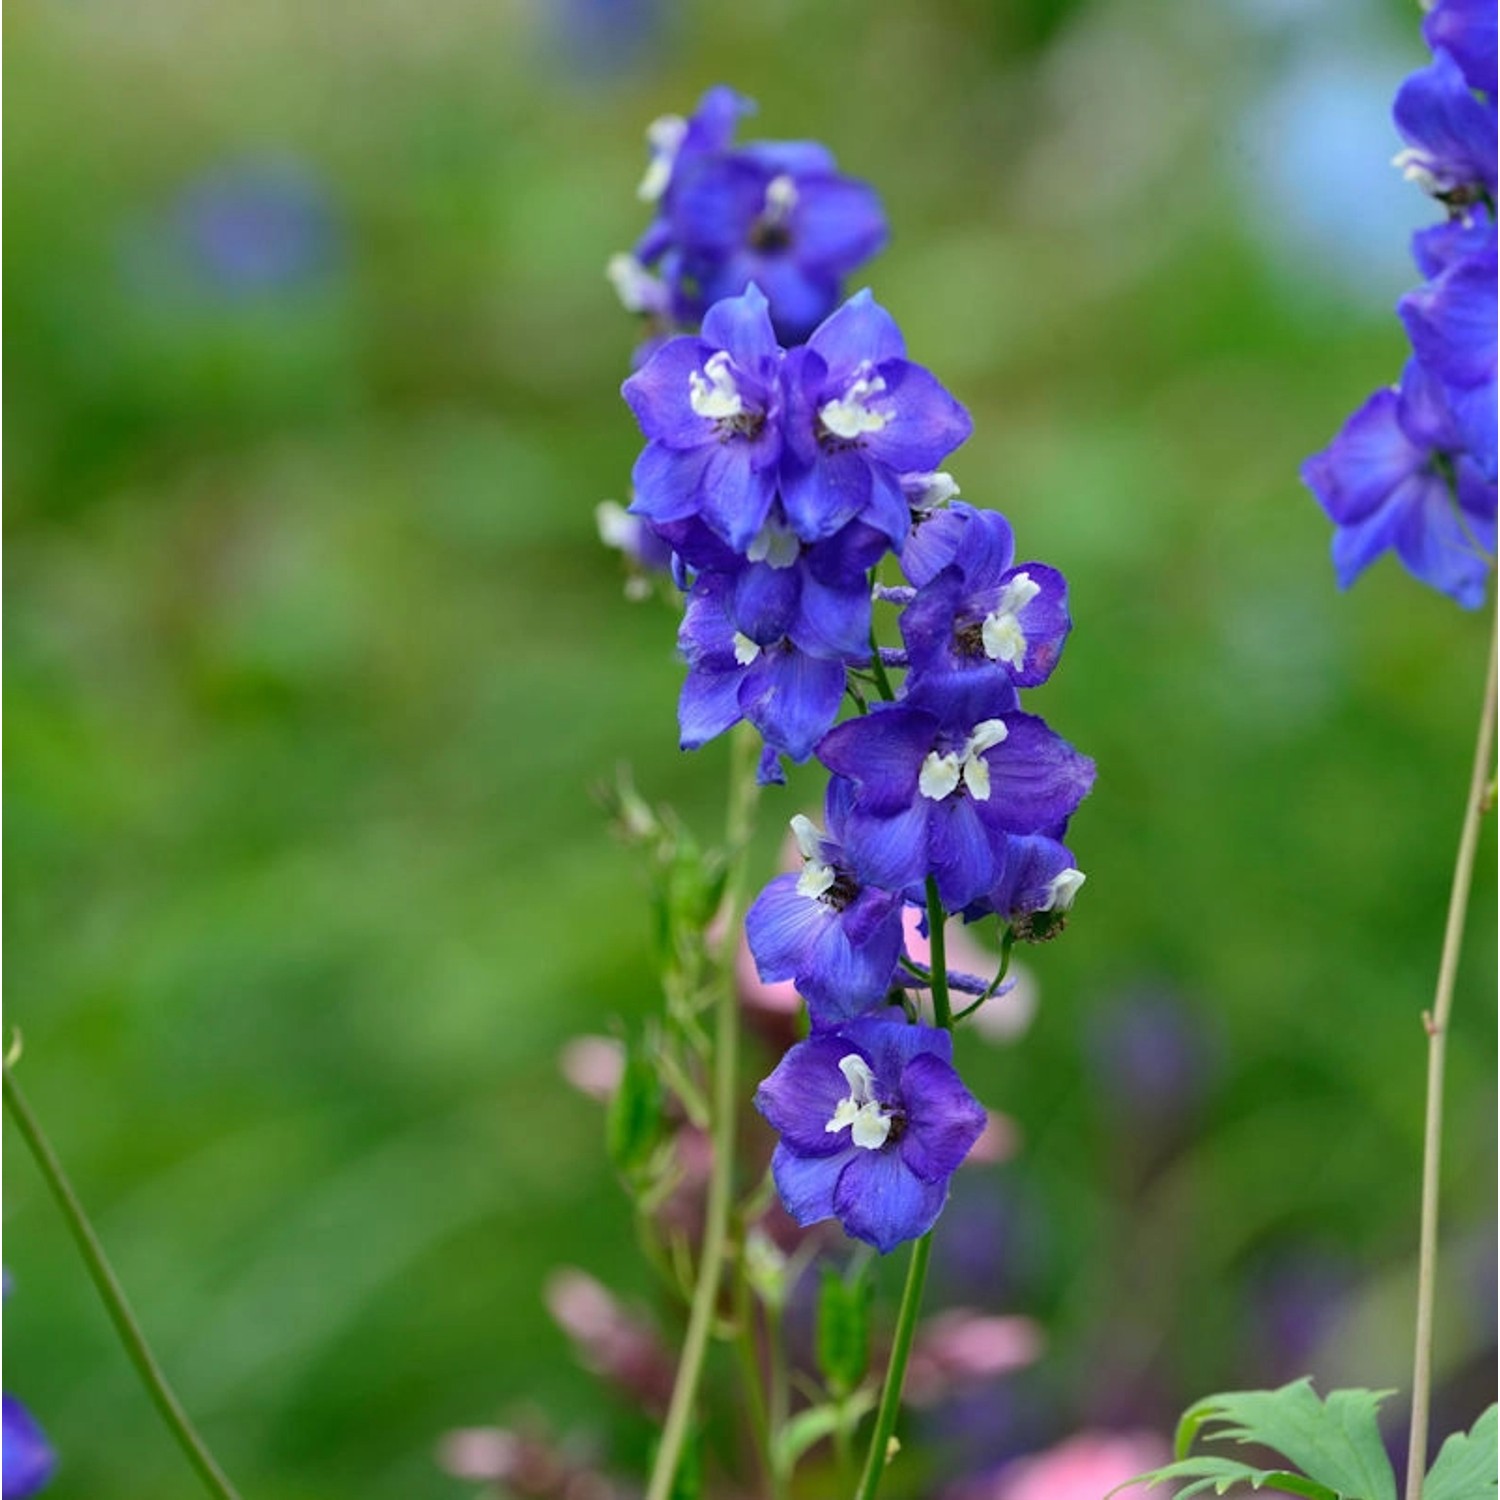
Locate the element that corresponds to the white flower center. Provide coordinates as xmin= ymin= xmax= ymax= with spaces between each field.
xmin=790 ymin=814 xmax=836 ymax=899
xmin=919 ymin=718 xmax=1009 ymax=803
xmin=606 ymin=253 xmax=668 ymax=316
xmin=1042 ymin=867 xmax=1085 ymax=912
xmin=763 ymin=173 xmax=798 ymax=223
xmin=637 ymin=114 xmax=687 ymax=202
xmin=825 ymin=1054 xmax=892 ymax=1150
xmin=819 ymin=363 xmax=892 ymax=441
xmin=732 ymin=632 xmax=762 ymax=666
xmin=981 ymin=572 xmax=1041 ymax=669
xmin=689 ymin=351 xmax=747 ymax=421
xmin=747 ymin=516 xmax=801 ymax=569
xmin=900 ymin=471 xmax=959 ymax=512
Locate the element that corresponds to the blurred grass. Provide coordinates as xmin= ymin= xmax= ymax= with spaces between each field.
xmin=4 ymin=0 xmax=1494 ymax=1495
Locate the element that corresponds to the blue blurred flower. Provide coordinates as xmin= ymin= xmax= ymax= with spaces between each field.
xmin=2 ymin=1396 xmax=54 ymax=1500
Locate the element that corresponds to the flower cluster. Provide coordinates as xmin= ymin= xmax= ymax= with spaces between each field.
xmin=1302 ymin=0 xmax=1496 ymax=606
xmin=613 ymin=92 xmax=1094 ymax=1254
xmin=608 ymin=87 xmax=887 ymax=352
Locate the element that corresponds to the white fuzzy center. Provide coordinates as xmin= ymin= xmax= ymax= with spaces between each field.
xmin=981 ymin=572 xmax=1041 ymax=669
xmin=819 ymin=364 xmax=892 ymax=440
xmin=919 ymin=718 xmax=1009 ymax=802
xmin=690 ymin=352 xmax=746 ymax=421
xmin=790 ymin=814 xmax=836 ymax=899
xmin=638 ymin=114 xmax=687 ymax=202
xmin=825 ymin=1054 xmax=892 ymax=1150
xmin=733 ymin=632 xmax=762 ymax=666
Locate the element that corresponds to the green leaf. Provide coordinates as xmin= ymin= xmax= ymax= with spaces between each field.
xmin=1424 ymin=1404 xmax=1497 ymax=1500
xmin=771 ymin=1393 xmax=876 ymax=1477
xmin=1165 ymin=1381 xmax=1398 ymax=1500
xmin=606 ymin=1033 xmax=663 ymax=1178
xmin=816 ymin=1261 xmax=873 ymax=1397
xmin=1108 ymin=1457 xmax=1341 ymax=1499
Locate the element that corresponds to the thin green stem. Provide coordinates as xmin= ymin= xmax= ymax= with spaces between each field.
xmin=868 ymin=627 xmax=897 ymax=704
xmin=645 ymin=723 xmax=761 ymax=1500
xmin=1404 ymin=614 xmax=1497 ymax=1500
xmin=852 ymin=882 xmax=953 ymax=1500
xmin=852 ymin=1234 xmax=933 ymax=1500
xmin=3 ymin=1061 xmax=243 ymax=1500
xmin=730 ymin=1249 xmax=776 ymax=1499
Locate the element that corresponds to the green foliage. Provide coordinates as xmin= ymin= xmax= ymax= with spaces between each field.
xmin=1423 ymin=1405 xmax=1498 ymax=1500
xmin=815 ymin=1259 xmax=874 ymax=1398
xmin=771 ymin=1393 xmax=876 ymax=1477
xmin=1115 ymin=1381 xmax=1398 ymax=1500
xmin=605 ymin=1032 xmax=664 ymax=1183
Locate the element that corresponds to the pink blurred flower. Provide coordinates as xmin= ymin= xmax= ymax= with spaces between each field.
xmin=436 ymin=1423 xmax=617 ymax=1499
xmin=559 ymin=1036 xmax=625 ymax=1101
xmin=906 ymin=1309 xmax=1044 ymax=1406
xmin=543 ymin=1269 xmax=675 ymax=1416
xmin=986 ymin=1430 xmax=1172 ymax=1500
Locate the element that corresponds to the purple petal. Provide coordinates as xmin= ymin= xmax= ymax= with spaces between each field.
xmin=1301 ymin=388 xmax=1421 ymax=525
xmin=817 ymin=705 xmax=935 ymax=815
xmin=929 ymin=795 xmax=1000 ymax=912
xmin=898 ymin=1052 xmax=987 ymax=1184
xmin=800 ymin=899 xmax=905 ymax=1026
xmin=621 ymin=338 xmax=719 ymax=448
xmin=700 ymin=283 xmax=782 ymax=369
xmin=699 ymin=445 xmax=779 ymax=553
xmin=679 ymin=666 xmax=744 ymax=749
xmin=742 ymin=648 xmax=846 ymax=761
xmin=978 ymin=714 xmax=1096 ymax=836
xmin=771 ymin=1141 xmax=850 ymax=1226
xmin=756 ymin=1033 xmax=869 ymax=1154
xmin=839 ymin=801 xmax=930 ymax=896
xmin=807 ymin=288 xmax=906 ymax=373
xmin=733 ymin=561 xmax=802 ymax=645
xmin=833 ymin=1144 xmax=948 ymax=1252
xmin=630 ymin=441 xmax=714 ymax=527
xmin=1400 ymin=254 xmax=1498 ymax=391
xmin=791 ymin=177 xmax=888 ymax=272
xmin=2 ymin=1395 xmax=55 ymax=1500
xmin=1424 ymin=0 xmax=1498 ymax=94
xmin=1392 ymin=472 xmax=1495 ymax=607
xmin=781 ymin=447 xmax=873 ymax=542
xmin=791 ymin=569 xmax=872 ymax=660
xmin=861 ymin=361 xmax=974 ymax=473
xmin=1393 ymin=49 xmax=1497 ymax=195
xmin=746 ymin=873 xmax=829 ymax=983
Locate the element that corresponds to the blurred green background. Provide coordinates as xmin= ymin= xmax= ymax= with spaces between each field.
xmin=5 ymin=0 xmax=1495 ymax=1495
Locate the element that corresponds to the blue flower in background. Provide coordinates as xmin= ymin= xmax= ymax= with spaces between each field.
xmin=622 ymin=86 xmax=887 ymax=343
xmin=754 ymin=1017 xmax=986 ymax=1252
xmin=745 ymin=785 xmax=907 ymax=1026
xmin=2 ymin=1396 xmax=54 ymax=1499
xmin=175 ymin=157 xmax=338 ymax=296
xmin=1302 ymin=359 xmax=1496 ymax=606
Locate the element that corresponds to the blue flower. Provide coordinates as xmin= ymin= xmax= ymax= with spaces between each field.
xmin=754 ymin=1017 xmax=986 ymax=1252
xmin=2 ymin=1396 xmax=54 ymax=1499
xmin=1301 ymin=358 xmax=1496 ymax=606
xmin=676 ymin=571 xmax=853 ymax=765
xmin=623 ymin=286 xmax=785 ymax=552
xmin=816 ymin=675 xmax=1095 ymax=911
xmin=780 ymin=291 xmax=972 ymax=547
xmin=1423 ymin=0 xmax=1497 ymax=97
xmin=1392 ymin=49 xmax=1497 ymax=204
xmin=1398 ymin=223 xmax=1498 ymax=480
xmin=897 ymin=506 xmax=1072 ymax=691
xmin=960 ymin=832 xmax=1085 ymax=932
xmin=745 ymin=783 xmax=907 ymax=1026
xmin=625 ymin=87 xmax=887 ymax=342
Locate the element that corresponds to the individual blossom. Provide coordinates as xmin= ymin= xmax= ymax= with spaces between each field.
xmin=745 ymin=787 xmax=907 ymax=1026
xmin=962 ymin=833 xmax=1085 ymax=939
xmin=816 ymin=675 xmax=1095 ymax=911
xmin=1422 ymin=0 xmax=1497 ymax=97
xmin=623 ymin=285 xmax=785 ymax=552
xmin=780 ymin=290 xmax=972 ymax=546
xmin=676 ymin=571 xmax=852 ymax=767
xmin=1300 ymin=357 xmax=1496 ymax=606
xmin=898 ymin=506 xmax=1072 ymax=692
xmin=624 ymin=86 xmax=887 ymax=342
xmin=755 ymin=1017 xmax=987 ymax=1252
xmin=1391 ymin=48 xmax=1497 ymax=206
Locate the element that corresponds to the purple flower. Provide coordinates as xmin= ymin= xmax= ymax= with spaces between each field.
xmin=962 ymin=833 xmax=1085 ymax=933
xmin=1392 ymin=49 xmax=1497 ymax=203
xmin=623 ymin=285 xmax=785 ymax=552
xmin=754 ymin=1017 xmax=986 ymax=1252
xmin=677 ymin=571 xmax=851 ymax=765
xmin=899 ymin=506 xmax=1072 ymax=691
xmin=1398 ymin=223 xmax=1498 ymax=479
xmin=625 ymin=87 xmax=887 ymax=342
xmin=780 ymin=291 xmax=972 ymax=547
xmin=745 ymin=786 xmax=907 ymax=1026
xmin=1301 ymin=358 xmax=1496 ymax=606
xmin=2 ymin=1395 xmax=53 ymax=1499
xmin=816 ymin=676 xmax=1095 ymax=910
xmin=1423 ymin=0 xmax=1497 ymax=97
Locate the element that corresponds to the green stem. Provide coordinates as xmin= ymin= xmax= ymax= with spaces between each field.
xmin=730 ymin=1249 xmax=776 ymax=1500
xmin=852 ymin=880 xmax=953 ymax=1500
xmin=852 ymin=1234 xmax=934 ymax=1500
xmin=3 ymin=1061 xmax=243 ymax=1500
xmin=1404 ymin=615 xmax=1497 ymax=1500
xmin=868 ymin=628 xmax=897 ymax=704
xmin=645 ymin=723 xmax=761 ymax=1500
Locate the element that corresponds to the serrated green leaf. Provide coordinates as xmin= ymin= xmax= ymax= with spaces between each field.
xmin=1424 ymin=1404 xmax=1497 ymax=1500
xmin=606 ymin=1034 xmax=663 ymax=1177
xmin=1107 ymin=1456 xmax=1341 ymax=1499
xmin=1168 ymin=1381 xmax=1397 ymax=1500
xmin=771 ymin=1392 xmax=876 ymax=1476
xmin=816 ymin=1262 xmax=873 ymax=1397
